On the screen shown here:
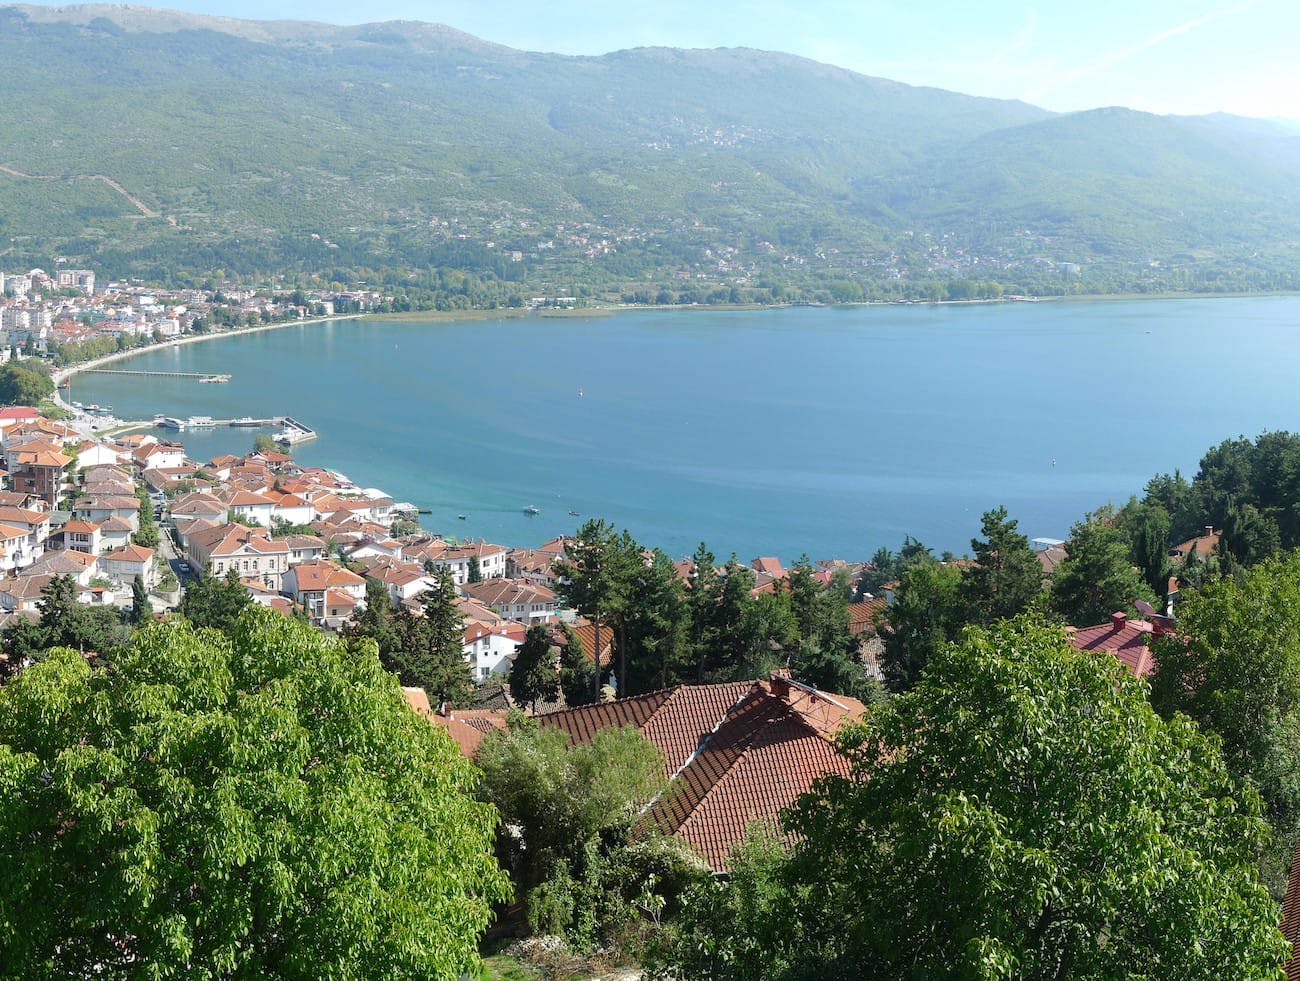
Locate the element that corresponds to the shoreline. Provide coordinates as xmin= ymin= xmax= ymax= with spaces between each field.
xmin=51 ymin=313 xmax=367 ymax=410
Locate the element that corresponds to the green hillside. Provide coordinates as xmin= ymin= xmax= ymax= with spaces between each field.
xmin=0 ymin=3 xmax=1296 ymax=297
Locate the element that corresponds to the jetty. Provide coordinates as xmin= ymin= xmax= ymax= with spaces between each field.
xmin=275 ymin=417 xmax=317 ymax=446
xmin=80 ymin=369 xmax=231 ymax=383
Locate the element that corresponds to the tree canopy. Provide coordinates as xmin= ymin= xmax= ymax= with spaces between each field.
xmin=666 ymin=616 xmax=1288 ymax=979
xmin=0 ymin=608 xmax=510 ymax=978
xmin=1050 ymin=509 xmax=1155 ymax=626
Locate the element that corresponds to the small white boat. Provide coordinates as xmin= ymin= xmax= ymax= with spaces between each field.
xmin=523 ymin=505 xmax=540 ymax=515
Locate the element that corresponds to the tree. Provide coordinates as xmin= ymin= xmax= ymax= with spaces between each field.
xmin=0 ymin=361 xmax=53 ymax=406
xmin=510 ymin=623 xmax=560 ymax=712
xmin=133 ymin=486 xmax=159 ymax=548
xmin=1 ymin=574 xmax=131 ymax=673
xmin=668 ymin=617 xmax=1289 ymax=979
xmin=130 ymin=573 xmax=151 ymax=626
xmin=467 ymin=554 xmax=483 ymax=583
xmin=251 ymin=432 xmax=276 ymax=454
xmin=876 ymin=560 xmax=963 ymax=691
xmin=558 ymin=622 xmax=598 ymax=707
xmin=622 ymin=549 xmax=690 ymax=694
xmin=1150 ymin=550 xmax=1300 ymax=891
xmin=554 ymin=519 xmax=635 ymax=697
xmin=1050 ymin=509 xmax=1155 ymax=626
xmin=476 ymin=715 xmax=699 ymax=948
xmin=1116 ymin=496 xmax=1173 ymax=598
xmin=180 ymin=568 xmax=253 ymax=633
xmin=959 ymin=506 xmax=1043 ymax=624
xmin=0 ymin=609 xmax=510 ymax=977
xmin=383 ymin=568 xmax=472 ymax=706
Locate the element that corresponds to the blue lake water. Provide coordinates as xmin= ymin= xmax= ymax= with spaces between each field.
xmin=72 ymin=296 xmax=1300 ymax=562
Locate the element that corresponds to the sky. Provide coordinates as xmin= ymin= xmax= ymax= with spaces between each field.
xmin=24 ymin=0 xmax=1300 ymax=118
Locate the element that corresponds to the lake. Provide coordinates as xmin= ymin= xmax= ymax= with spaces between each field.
xmin=72 ymin=296 xmax=1300 ymax=562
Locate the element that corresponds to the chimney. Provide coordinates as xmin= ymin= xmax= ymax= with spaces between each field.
xmin=769 ymin=669 xmax=791 ymax=700
xmin=1111 ymin=611 xmax=1128 ymax=631
xmin=1205 ymin=525 xmax=1215 ymax=539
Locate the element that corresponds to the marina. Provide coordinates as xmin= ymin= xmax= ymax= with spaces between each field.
xmin=142 ymin=415 xmax=297 ymax=433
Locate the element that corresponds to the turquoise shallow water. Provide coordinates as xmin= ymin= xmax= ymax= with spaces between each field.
xmin=73 ymin=296 xmax=1300 ymax=561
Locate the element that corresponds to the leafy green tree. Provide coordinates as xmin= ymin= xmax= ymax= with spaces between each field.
xmin=1143 ymin=468 xmax=1205 ymax=545
xmin=876 ymin=560 xmax=963 ymax=691
xmin=959 ymin=506 xmax=1043 ymax=624
xmin=476 ymin=715 xmax=699 ymax=949
xmin=346 ymin=579 xmax=401 ymax=656
xmin=251 ymin=432 xmax=276 ymax=454
xmin=1151 ymin=550 xmax=1300 ymax=891
xmin=0 ymin=361 xmax=53 ymax=406
xmin=0 ymin=609 xmax=510 ymax=978
xmin=510 ymin=624 xmax=560 ymax=712
xmin=130 ymin=573 xmax=151 ymax=626
xmin=1050 ymin=509 xmax=1155 ymax=626
xmin=1 ymin=575 xmax=131 ymax=672
xmin=179 ymin=568 xmax=252 ymax=633
xmin=671 ymin=617 xmax=1288 ymax=979
xmin=467 ymin=554 xmax=483 ymax=583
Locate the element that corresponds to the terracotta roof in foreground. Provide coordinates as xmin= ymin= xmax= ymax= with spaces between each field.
xmin=538 ymin=674 xmax=863 ymax=872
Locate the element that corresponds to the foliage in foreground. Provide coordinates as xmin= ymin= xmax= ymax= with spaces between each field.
xmin=475 ymin=715 xmax=708 ymax=953
xmin=0 ymin=608 xmax=510 ymax=979
xmin=662 ymin=616 xmax=1288 ymax=979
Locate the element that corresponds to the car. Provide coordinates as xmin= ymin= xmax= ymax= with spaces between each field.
xmin=177 ymin=560 xmax=191 ymax=573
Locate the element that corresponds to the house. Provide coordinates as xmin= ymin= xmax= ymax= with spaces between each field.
xmin=73 ymin=495 xmax=140 ymax=530
xmin=8 ymin=447 xmax=73 ymax=507
xmin=460 ymin=577 xmax=557 ymax=623
xmin=74 ymin=441 xmax=128 ymax=469
xmin=1065 ymin=611 xmax=1175 ymax=679
xmin=60 ymin=519 xmax=102 ymax=556
xmin=282 ymin=534 xmax=326 ymax=566
xmin=187 ymin=523 xmax=291 ymax=590
xmin=96 ymin=516 xmax=134 ymax=551
xmin=281 ymin=560 xmax=367 ymax=624
xmin=217 ymin=488 xmax=277 ymax=527
xmin=20 ymin=548 xmax=99 ymax=586
xmin=1170 ymin=526 xmax=1220 ymax=564
xmin=0 ymin=505 xmax=51 ymax=558
xmin=131 ymin=441 xmax=186 ymax=471
xmin=100 ymin=544 xmax=156 ymax=588
xmin=0 ymin=522 xmax=36 ymax=572
xmin=0 ymin=406 xmax=40 ymax=429
xmin=362 ymin=557 xmax=437 ymax=605
xmin=537 ymin=673 xmax=865 ymax=872
xmin=414 ymin=540 xmax=508 ymax=584
xmin=463 ymin=620 xmax=526 ymax=682
xmin=507 ymin=547 xmax=560 ymax=587
xmin=0 ymin=574 xmax=61 ymax=612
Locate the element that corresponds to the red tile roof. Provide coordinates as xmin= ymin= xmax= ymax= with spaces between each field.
xmin=538 ymin=674 xmax=864 ymax=872
xmin=1066 ymin=612 xmax=1161 ymax=678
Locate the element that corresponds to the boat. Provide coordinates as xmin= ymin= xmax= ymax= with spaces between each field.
xmin=187 ymin=416 xmax=215 ymax=428
xmin=458 ymin=514 xmax=468 ymax=520
xmin=158 ymin=417 xmax=186 ymax=431
xmin=230 ymin=416 xmax=261 ymax=427
xmin=568 ymin=509 xmax=580 ymax=516
xmin=523 ymin=505 xmax=540 ymax=515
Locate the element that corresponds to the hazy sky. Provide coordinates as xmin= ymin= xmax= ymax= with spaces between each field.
xmin=28 ymin=0 xmax=1300 ymax=118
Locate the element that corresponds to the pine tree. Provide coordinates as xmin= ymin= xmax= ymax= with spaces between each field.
xmin=959 ymin=506 xmax=1044 ymax=625
xmin=130 ymin=574 xmax=151 ymax=626
xmin=509 ymin=624 xmax=559 ymax=712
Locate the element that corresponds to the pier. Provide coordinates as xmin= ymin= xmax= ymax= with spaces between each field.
xmin=81 ymin=369 xmax=231 ymax=382
xmin=276 ymin=417 xmax=317 ymax=445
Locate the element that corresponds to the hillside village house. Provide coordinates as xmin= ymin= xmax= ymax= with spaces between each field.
xmin=187 ymin=523 xmax=290 ymax=590
xmin=0 ymin=523 xmax=36 ymax=572
xmin=410 ymin=540 xmax=508 ymax=584
xmin=101 ymin=544 xmax=156 ymax=588
xmin=463 ymin=620 xmax=525 ymax=681
xmin=460 ymin=577 xmax=557 ymax=623
xmin=281 ymin=560 xmax=367 ymax=625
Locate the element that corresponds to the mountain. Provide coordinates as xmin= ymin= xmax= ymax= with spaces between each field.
xmin=0 ymin=3 xmax=1297 ymax=297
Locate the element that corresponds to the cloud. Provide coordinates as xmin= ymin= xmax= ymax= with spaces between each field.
xmin=1022 ymin=0 xmax=1262 ymax=103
